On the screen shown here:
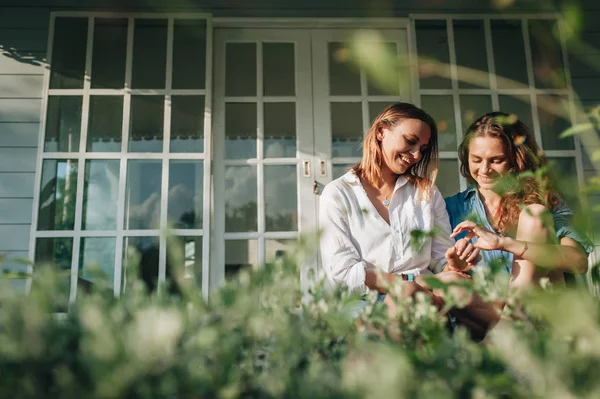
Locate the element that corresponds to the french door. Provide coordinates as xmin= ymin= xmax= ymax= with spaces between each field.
xmin=212 ymin=27 xmax=409 ymax=290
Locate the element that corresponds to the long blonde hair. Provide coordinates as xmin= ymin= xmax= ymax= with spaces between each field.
xmin=352 ymin=102 xmax=439 ymax=198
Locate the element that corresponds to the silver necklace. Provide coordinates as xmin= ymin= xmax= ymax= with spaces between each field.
xmin=382 ymin=189 xmax=393 ymax=206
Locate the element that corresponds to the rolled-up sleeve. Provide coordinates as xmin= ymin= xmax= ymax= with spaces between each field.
xmin=429 ymin=187 xmax=454 ymax=274
xmin=553 ymin=201 xmax=594 ymax=254
xmin=319 ymin=185 xmax=369 ymax=294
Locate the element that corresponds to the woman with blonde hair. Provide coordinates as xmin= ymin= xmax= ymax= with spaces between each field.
xmin=445 ymin=112 xmax=592 ymax=288
xmin=319 ymin=102 xmax=497 ymax=338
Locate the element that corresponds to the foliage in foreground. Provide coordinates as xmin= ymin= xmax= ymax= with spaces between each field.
xmin=1 ymin=248 xmax=600 ymax=399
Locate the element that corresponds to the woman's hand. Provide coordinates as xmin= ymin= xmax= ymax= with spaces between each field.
xmin=450 ymin=220 xmax=504 ymax=251
xmin=445 ymin=245 xmax=479 ymax=272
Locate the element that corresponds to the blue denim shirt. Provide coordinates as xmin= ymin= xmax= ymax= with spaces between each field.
xmin=444 ymin=185 xmax=593 ymax=274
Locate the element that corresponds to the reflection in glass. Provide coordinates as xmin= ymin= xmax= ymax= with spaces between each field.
xmin=129 ymin=96 xmax=164 ymax=152
xmin=537 ymin=95 xmax=574 ymax=150
xmin=44 ymin=96 xmax=82 ymax=152
xmin=91 ymin=18 xmax=127 ymax=89
xmin=167 ymin=235 xmax=202 ymax=287
xmin=332 ymin=163 xmax=354 ymax=179
xmin=263 ymin=43 xmax=295 ymax=96
xmin=498 ymin=95 xmax=534 ymax=130
xmin=87 ymin=96 xmax=123 ymax=152
xmin=264 ymin=102 xmax=296 ymax=158
xmin=124 ymin=160 xmax=161 ymax=230
xmin=173 ymin=19 xmax=206 ymax=90
xmin=34 ymin=237 xmax=73 ymax=311
xmin=226 ymin=43 xmax=257 ymax=96
xmin=367 ymin=42 xmax=401 ymax=96
xmin=331 ymin=102 xmax=363 ymax=157
xmin=328 ymin=42 xmax=361 ymax=96
xmin=170 ymin=96 xmax=205 ymax=153
xmin=266 ymin=239 xmax=296 ymax=263
xmin=225 ymin=103 xmax=257 ymax=159
xmin=79 ymin=237 xmax=116 ymax=287
xmin=50 ymin=18 xmax=87 ymax=89
xmin=168 ymin=161 xmax=203 ymax=229
xmin=82 ymin=160 xmax=119 ymax=230
xmin=225 ymin=166 xmax=257 ymax=232
xmin=454 ymin=20 xmax=489 ymax=89
xmin=37 ymin=159 xmax=78 ymax=231
xmin=265 ymin=165 xmax=297 ymax=232
xmin=368 ymin=102 xmax=391 ymax=124
xmin=491 ymin=20 xmax=528 ymax=89
xmin=420 ymin=95 xmax=456 ymax=151
xmin=132 ymin=19 xmax=167 ymax=89
xmin=225 ymin=240 xmax=258 ymax=277
xmin=437 ymin=159 xmax=460 ymax=198
xmin=528 ymin=20 xmax=566 ymax=89
xmin=460 ymin=95 xmax=492 ymax=132
xmin=122 ymin=236 xmax=160 ymax=293
xmin=415 ymin=20 xmax=452 ymax=89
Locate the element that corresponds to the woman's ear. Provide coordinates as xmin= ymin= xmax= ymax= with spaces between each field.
xmin=376 ymin=126 xmax=385 ymax=141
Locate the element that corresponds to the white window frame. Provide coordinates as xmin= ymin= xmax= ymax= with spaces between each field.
xmin=29 ymin=12 xmax=213 ymax=301
xmin=409 ymin=13 xmax=584 ymax=194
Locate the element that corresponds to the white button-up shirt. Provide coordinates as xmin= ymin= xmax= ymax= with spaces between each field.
xmin=319 ymin=170 xmax=453 ymax=293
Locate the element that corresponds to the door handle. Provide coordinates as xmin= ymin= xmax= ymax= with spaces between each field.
xmin=319 ymin=159 xmax=327 ymax=177
xmin=313 ymin=180 xmax=324 ymax=195
xmin=302 ymin=160 xmax=311 ymax=177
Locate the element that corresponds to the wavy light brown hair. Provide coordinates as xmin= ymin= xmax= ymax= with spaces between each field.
xmin=458 ymin=112 xmax=560 ymax=234
xmin=352 ymin=102 xmax=439 ymax=199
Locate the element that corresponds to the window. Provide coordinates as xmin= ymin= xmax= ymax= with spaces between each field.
xmin=412 ymin=16 xmax=581 ymax=203
xmin=31 ymin=14 xmax=212 ymax=305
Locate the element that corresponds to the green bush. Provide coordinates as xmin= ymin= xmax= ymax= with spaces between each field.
xmin=0 ymin=247 xmax=599 ymax=399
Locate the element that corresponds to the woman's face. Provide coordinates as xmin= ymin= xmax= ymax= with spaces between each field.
xmin=378 ymin=118 xmax=431 ymax=176
xmin=468 ymin=136 xmax=511 ymax=190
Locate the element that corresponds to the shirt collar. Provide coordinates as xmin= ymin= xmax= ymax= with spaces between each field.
xmin=463 ymin=184 xmax=478 ymax=199
xmin=343 ymin=170 xmax=409 ymax=190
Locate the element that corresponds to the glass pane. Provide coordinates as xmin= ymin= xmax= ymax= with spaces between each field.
xmin=91 ymin=18 xmax=127 ymax=89
xmin=416 ymin=20 xmax=452 ymax=89
xmin=265 ymin=165 xmax=298 ymax=232
xmin=50 ymin=18 xmax=87 ymax=89
xmin=266 ymin=239 xmax=296 ymax=263
xmin=537 ymin=95 xmax=575 ymax=150
xmin=420 ymin=95 xmax=456 ymax=151
xmin=332 ymin=163 xmax=354 ymax=179
xmin=173 ymin=19 xmax=206 ymax=90
xmin=437 ymin=159 xmax=460 ymax=198
xmin=168 ymin=161 xmax=203 ymax=229
xmin=170 ymin=95 xmax=205 ymax=153
xmin=34 ymin=237 xmax=73 ymax=311
xmin=225 ymin=102 xmax=257 ymax=159
xmin=264 ymin=102 xmax=296 ymax=158
xmin=331 ymin=102 xmax=363 ymax=157
xmin=528 ymin=20 xmax=567 ymax=89
xmin=366 ymin=42 xmax=401 ymax=96
xmin=44 ymin=96 xmax=82 ymax=152
xmin=122 ymin=236 xmax=160 ymax=292
xmin=263 ymin=43 xmax=295 ymax=96
xmin=225 ymin=240 xmax=258 ymax=277
xmin=491 ymin=20 xmax=529 ymax=89
xmin=37 ymin=159 xmax=78 ymax=231
xmin=132 ymin=19 xmax=167 ymax=89
xmin=460 ymin=95 xmax=492 ymax=133
xmin=329 ymin=42 xmax=361 ymax=96
xmin=129 ymin=96 xmax=164 ymax=152
xmin=225 ymin=43 xmax=257 ymax=96
xmin=167 ymin=235 xmax=202 ymax=287
xmin=454 ymin=20 xmax=489 ymax=89
xmin=87 ymin=96 xmax=123 ymax=152
xmin=79 ymin=237 xmax=116 ymax=287
xmin=82 ymin=160 xmax=119 ymax=230
xmin=548 ymin=157 xmax=579 ymax=210
xmin=498 ymin=95 xmax=534 ymax=131
xmin=368 ymin=102 xmax=392 ymax=124
xmin=225 ymin=166 xmax=257 ymax=232
xmin=124 ymin=160 xmax=161 ymax=230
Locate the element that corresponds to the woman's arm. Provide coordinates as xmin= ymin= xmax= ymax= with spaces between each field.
xmin=451 ymin=221 xmax=588 ymax=274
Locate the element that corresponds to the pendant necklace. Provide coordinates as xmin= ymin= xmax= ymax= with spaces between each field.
xmin=382 ymin=190 xmax=393 ymax=206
